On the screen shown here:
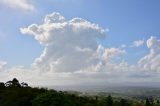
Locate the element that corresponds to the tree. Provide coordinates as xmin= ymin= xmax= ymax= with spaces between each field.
xmin=106 ymin=95 xmax=113 ymax=106
xmin=0 ymin=82 xmax=5 ymax=88
xmin=145 ymin=98 xmax=151 ymax=106
xmin=5 ymin=78 xmax=21 ymax=87
xmin=12 ymin=78 xmax=21 ymax=87
xmin=5 ymin=80 xmax=12 ymax=87
xmin=32 ymin=91 xmax=63 ymax=106
xmin=21 ymin=82 xmax=28 ymax=87
xmin=119 ymin=99 xmax=131 ymax=106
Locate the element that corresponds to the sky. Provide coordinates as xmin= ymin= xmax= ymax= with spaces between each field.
xmin=0 ymin=0 xmax=160 ymax=88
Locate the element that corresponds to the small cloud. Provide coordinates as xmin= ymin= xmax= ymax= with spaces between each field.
xmin=132 ymin=39 xmax=144 ymax=47
xmin=121 ymin=44 xmax=126 ymax=48
xmin=0 ymin=0 xmax=35 ymax=12
xmin=102 ymin=47 xmax=126 ymax=61
xmin=0 ymin=61 xmax=7 ymax=71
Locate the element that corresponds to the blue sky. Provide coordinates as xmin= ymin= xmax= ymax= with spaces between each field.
xmin=0 ymin=0 xmax=160 ymax=86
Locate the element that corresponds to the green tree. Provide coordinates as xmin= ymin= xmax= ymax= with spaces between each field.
xmin=119 ymin=99 xmax=131 ymax=106
xmin=21 ymin=82 xmax=28 ymax=87
xmin=32 ymin=91 xmax=64 ymax=106
xmin=106 ymin=95 xmax=113 ymax=106
xmin=12 ymin=78 xmax=21 ymax=87
xmin=5 ymin=78 xmax=21 ymax=87
xmin=0 ymin=82 xmax=5 ymax=88
xmin=145 ymin=98 xmax=151 ymax=106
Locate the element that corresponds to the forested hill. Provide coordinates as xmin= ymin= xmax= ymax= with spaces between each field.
xmin=0 ymin=78 xmax=159 ymax=106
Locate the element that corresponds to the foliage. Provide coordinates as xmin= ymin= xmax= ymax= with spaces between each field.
xmin=106 ymin=95 xmax=113 ymax=106
xmin=0 ymin=78 xmax=160 ymax=106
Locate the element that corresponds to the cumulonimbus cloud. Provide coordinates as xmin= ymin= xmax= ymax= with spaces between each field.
xmin=19 ymin=12 xmax=160 ymax=86
xmin=0 ymin=12 xmax=127 ymax=86
xmin=21 ymin=12 xmax=108 ymax=73
xmin=1 ymin=12 xmax=160 ymax=87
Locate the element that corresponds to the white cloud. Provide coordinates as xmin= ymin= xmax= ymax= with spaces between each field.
xmin=0 ymin=61 xmax=7 ymax=71
xmin=19 ymin=12 xmax=136 ymax=86
xmin=138 ymin=36 xmax=160 ymax=71
xmin=2 ymin=62 xmax=157 ymax=87
xmin=102 ymin=48 xmax=125 ymax=62
xmin=132 ymin=39 xmax=144 ymax=47
xmin=19 ymin=13 xmax=160 ymax=87
xmin=21 ymin=12 xmax=106 ymax=73
xmin=0 ymin=0 xmax=35 ymax=11
xmin=147 ymin=36 xmax=160 ymax=53
xmin=121 ymin=44 xmax=126 ymax=48
xmin=0 ymin=12 xmax=159 ymax=87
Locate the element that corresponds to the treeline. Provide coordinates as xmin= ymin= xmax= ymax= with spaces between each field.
xmin=0 ymin=78 xmax=160 ymax=106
